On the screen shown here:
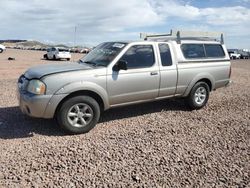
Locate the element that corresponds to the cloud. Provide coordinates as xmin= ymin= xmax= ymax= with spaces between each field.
xmin=149 ymin=0 xmax=200 ymax=20
xmin=149 ymin=0 xmax=250 ymax=25
xmin=240 ymin=0 xmax=250 ymax=3
xmin=0 ymin=0 xmax=249 ymax=48
xmin=201 ymin=6 xmax=250 ymax=26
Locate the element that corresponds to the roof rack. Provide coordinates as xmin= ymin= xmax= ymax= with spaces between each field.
xmin=140 ymin=30 xmax=224 ymax=44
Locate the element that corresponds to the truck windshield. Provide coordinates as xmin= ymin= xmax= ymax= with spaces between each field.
xmin=79 ymin=42 xmax=127 ymax=67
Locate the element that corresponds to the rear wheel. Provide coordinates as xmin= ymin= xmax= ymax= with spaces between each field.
xmin=56 ymin=96 xmax=100 ymax=134
xmin=0 ymin=49 xmax=3 ymax=53
xmin=186 ymin=82 xmax=210 ymax=110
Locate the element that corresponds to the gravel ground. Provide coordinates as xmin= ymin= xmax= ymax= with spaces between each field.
xmin=0 ymin=50 xmax=249 ymax=187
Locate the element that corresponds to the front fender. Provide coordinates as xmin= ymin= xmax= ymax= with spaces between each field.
xmin=183 ymin=73 xmax=215 ymax=97
xmin=55 ymin=81 xmax=110 ymax=110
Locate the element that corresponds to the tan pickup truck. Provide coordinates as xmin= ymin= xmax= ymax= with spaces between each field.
xmin=18 ymin=30 xmax=231 ymax=134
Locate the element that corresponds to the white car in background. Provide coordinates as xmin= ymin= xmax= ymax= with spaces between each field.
xmin=44 ymin=47 xmax=71 ymax=61
xmin=227 ymin=50 xmax=241 ymax=59
xmin=0 ymin=44 xmax=6 ymax=53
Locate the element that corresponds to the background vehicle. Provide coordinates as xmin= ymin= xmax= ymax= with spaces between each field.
xmin=80 ymin=48 xmax=90 ymax=54
xmin=18 ymin=30 xmax=231 ymax=134
xmin=228 ymin=50 xmax=241 ymax=59
xmin=0 ymin=44 xmax=6 ymax=53
xmin=238 ymin=50 xmax=249 ymax=59
xmin=44 ymin=47 xmax=71 ymax=60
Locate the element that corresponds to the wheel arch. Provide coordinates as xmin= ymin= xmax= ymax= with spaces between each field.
xmin=197 ymin=78 xmax=212 ymax=91
xmin=183 ymin=74 xmax=214 ymax=97
xmin=55 ymin=90 xmax=106 ymax=118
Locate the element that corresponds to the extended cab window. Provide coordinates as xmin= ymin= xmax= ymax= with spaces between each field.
xmin=181 ymin=44 xmax=205 ymax=58
xmin=181 ymin=43 xmax=225 ymax=59
xmin=120 ymin=45 xmax=155 ymax=69
xmin=159 ymin=43 xmax=172 ymax=66
xmin=204 ymin=44 xmax=225 ymax=57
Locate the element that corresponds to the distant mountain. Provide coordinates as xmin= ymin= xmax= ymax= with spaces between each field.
xmin=2 ymin=40 xmax=51 ymax=50
xmin=0 ymin=39 xmax=27 ymax=43
xmin=1 ymin=40 xmax=92 ymax=53
xmin=16 ymin=40 xmax=49 ymax=47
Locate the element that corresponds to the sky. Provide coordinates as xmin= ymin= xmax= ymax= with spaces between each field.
xmin=0 ymin=0 xmax=250 ymax=49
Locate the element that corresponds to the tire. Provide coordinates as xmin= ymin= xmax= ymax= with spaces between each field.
xmin=0 ymin=49 xmax=3 ymax=53
xmin=67 ymin=58 xmax=70 ymax=61
xmin=186 ymin=82 xmax=210 ymax=110
xmin=56 ymin=96 xmax=100 ymax=134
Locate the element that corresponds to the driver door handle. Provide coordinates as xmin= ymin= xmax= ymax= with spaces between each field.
xmin=150 ymin=71 xmax=158 ymax=76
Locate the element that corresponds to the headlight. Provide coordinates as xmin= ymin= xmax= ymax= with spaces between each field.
xmin=27 ymin=80 xmax=46 ymax=95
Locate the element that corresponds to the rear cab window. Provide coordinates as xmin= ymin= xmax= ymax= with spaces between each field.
xmin=158 ymin=43 xmax=172 ymax=66
xmin=181 ymin=43 xmax=225 ymax=59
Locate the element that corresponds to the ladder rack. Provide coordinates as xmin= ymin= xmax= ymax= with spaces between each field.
xmin=140 ymin=30 xmax=224 ymax=44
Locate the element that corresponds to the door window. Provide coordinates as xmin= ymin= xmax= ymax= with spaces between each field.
xmin=120 ymin=45 xmax=155 ymax=69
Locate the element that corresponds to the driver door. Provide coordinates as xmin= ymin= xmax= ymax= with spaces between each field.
xmin=107 ymin=44 xmax=160 ymax=106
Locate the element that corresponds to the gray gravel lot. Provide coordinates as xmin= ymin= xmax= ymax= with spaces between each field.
xmin=0 ymin=52 xmax=249 ymax=187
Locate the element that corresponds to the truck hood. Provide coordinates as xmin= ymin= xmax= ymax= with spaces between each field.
xmin=24 ymin=62 xmax=92 ymax=79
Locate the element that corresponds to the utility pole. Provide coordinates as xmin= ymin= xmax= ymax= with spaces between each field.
xmin=73 ymin=25 xmax=77 ymax=61
xmin=74 ymin=25 xmax=77 ymax=47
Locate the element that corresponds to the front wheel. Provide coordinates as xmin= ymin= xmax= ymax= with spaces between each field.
xmin=56 ymin=96 xmax=100 ymax=134
xmin=0 ymin=49 xmax=3 ymax=53
xmin=186 ymin=82 xmax=210 ymax=110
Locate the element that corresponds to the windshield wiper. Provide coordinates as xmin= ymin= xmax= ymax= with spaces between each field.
xmin=95 ymin=63 xmax=106 ymax=67
xmin=81 ymin=60 xmax=107 ymax=67
xmin=79 ymin=61 xmax=97 ymax=67
xmin=78 ymin=59 xmax=83 ymax=63
xmin=78 ymin=59 xmax=107 ymax=67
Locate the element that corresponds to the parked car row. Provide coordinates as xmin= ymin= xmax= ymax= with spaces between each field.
xmin=69 ymin=48 xmax=90 ymax=54
xmin=6 ymin=46 xmax=91 ymax=54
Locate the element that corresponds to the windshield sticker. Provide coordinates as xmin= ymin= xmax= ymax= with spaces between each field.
xmin=112 ymin=43 xmax=125 ymax=48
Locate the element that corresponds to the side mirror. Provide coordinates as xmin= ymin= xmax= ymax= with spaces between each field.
xmin=113 ymin=60 xmax=128 ymax=72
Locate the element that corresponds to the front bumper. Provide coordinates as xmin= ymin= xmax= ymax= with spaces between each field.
xmin=17 ymin=90 xmax=67 ymax=119
xmin=18 ymin=91 xmax=67 ymax=119
xmin=18 ymin=91 xmax=52 ymax=118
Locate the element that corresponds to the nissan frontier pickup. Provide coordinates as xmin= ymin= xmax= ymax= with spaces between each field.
xmin=17 ymin=30 xmax=231 ymax=134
